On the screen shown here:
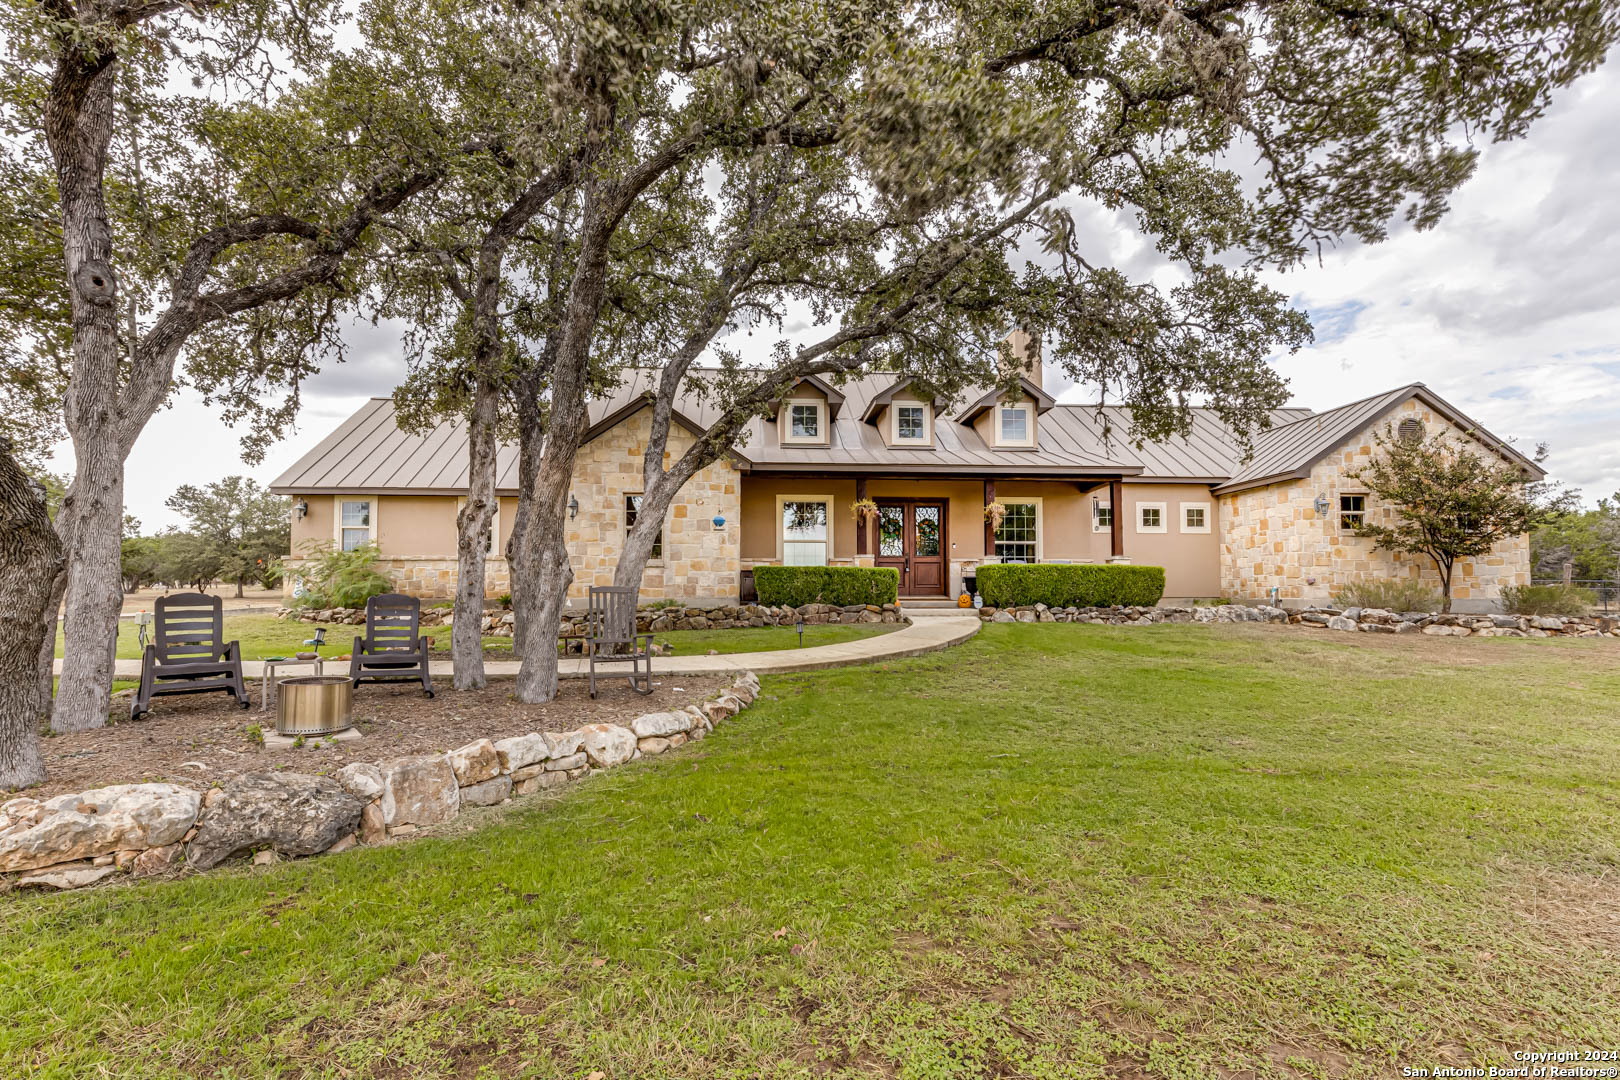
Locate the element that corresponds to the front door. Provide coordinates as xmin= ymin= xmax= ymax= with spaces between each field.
xmin=875 ymin=500 xmax=948 ymax=597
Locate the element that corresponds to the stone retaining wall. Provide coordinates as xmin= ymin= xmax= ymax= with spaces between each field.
xmin=975 ymin=602 xmax=1619 ymax=638
xmin=279 ymin=602 xmax=905 ymax=637
xmin=0 ymin=672 xmax=761 ymax=892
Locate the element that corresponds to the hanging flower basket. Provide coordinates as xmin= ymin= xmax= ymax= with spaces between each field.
xmin=850 ymin=497 xmax=880 ymax=525
xmin=983 ymin=501 xmax=1008 ymax=531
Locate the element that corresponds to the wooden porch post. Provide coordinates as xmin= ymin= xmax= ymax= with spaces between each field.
xmin=983 ymin=479 xmax=996 ymax=558
xmin=1109 ymin=478 xmax=1125 ymax=559
xmin=855 ymin=477 xmax=869 ymax=556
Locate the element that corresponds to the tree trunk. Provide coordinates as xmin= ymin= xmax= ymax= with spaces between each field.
xmin=612 ymin=474 xmax=684 ymax=594
xmin=451 ymin=374 xmax=500 ymax=689
xmin=235 ymin=578 xmax=244 ymax=598
xmin=506 ymin=409 xmax=543 ymax=655
xmin=1 ymin=441 xmax=65 ymax=790
xmin=1434 ymin=555 xmax=1454 ymax=613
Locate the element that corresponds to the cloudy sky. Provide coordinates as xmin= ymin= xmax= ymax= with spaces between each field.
xmin=71 ymin=58 xmax=1620 ymax=532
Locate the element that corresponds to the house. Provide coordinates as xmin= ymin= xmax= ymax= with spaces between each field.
xmin=270 ymin=360 xmax=1541 ymax=611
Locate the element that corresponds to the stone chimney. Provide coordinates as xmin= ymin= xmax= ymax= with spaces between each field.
xmin=1001 ymin=328 xmax=1042 ymax=389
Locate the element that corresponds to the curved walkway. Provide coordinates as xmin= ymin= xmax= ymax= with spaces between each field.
xmin=83 ymin=616 xmax=981 ymax=683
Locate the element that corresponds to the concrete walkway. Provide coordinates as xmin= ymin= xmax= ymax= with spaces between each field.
xmin=77 ymin=615 xmax=981 ymax=683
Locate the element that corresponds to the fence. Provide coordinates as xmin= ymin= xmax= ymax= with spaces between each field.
xmin=1531 ymin=578 xmax=1619 ymax=614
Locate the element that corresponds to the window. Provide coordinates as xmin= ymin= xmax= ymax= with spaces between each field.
xmin=1093 ymin=502 xmax=1112 ymax=532
xmin=998 ymin=405 xmax=1029 ymax=444
xmin=339 ymin=499 xmax=373 ymax=551
xmin=789 ymin=402 xmax=821 ymax=440
xmin=896 ymin=405 xmax=926 ymax=441
xmin=994 ymin=501 xmax=1039 ymax=563
xmin=781 ymin=498 xmax=831 ymax=566
xmin=1339 ymin=494 xmax=1367 ymax=531
xmin=626 ymin=495 xmax=663 ymax=560
xmin=1137 ymin=502 xmax=1166 ymax=533
xmin=1181 ymin=502 xmax=1210 ymax=534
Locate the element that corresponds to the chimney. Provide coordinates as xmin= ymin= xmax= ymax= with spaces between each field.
xmin=1001 ymin=328 xmax=1042 ymax=390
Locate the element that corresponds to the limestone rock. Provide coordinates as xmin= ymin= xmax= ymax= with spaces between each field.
xmin=459 ymin=776 xmax=512 ymax=807
xmin=187 ymin=773 xmax=364 ymax=870
xmin=991 ymin=610 xmax=1015 ymax=623
xmin=130 ymin=843 xmax=183 ymax=878
xmin=252 ymin=849 xmax=280 ymax=866
xmin=510 ymin=763 xmax=546 ymax=782
xmin=0 ymin=783 xmax=200 ymax=873
xmin=359 ymin=802 xmax=386 ymax=844
xmin=1326 ymin=616 xmax=1358 ymax=632
xmin=515 ymin=771 xmax=569 ymax=796
xmin=494 ymin=733 xmax=550 ymax=773
xmin=631 ymin=711 xmax=692 ymax=739
xmin=447 ymin=739 xmax=501 ymax=785
xmin=325 ymin=834 xmax=357 ymax=855
xmin=579 ymin=724 xmax=636 ymax=769
xmin=638 ymin=737 xmax=671 ymax=755
xmin=543 ymin=730 xmax=584 ymax=759
xmin=17 ymin=864 xmax=117 ymax=890
xmin=378 ymin=755 xmax=459 ymax=828
xmin=335 ymin=763 xmax=385 ymax=802
xmin=546 ymin=752 xmax=587 ymax=772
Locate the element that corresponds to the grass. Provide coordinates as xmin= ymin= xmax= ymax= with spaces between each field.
xmin=5 ymin=624 xmax=1619 ymax=1078
xmin=57 ymin=613 xmax=901 ymax=662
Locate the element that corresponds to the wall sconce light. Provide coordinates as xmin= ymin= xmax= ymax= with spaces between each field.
xmin=711 ymin=514 xmax=726 ymax=530
xmin=1313 ymin=493 xmax=1331 ymax=517
xmin=568 ymin=494 xmax=579 ymax=520
xmin=294 ymin=499 xmax=309 ymax=520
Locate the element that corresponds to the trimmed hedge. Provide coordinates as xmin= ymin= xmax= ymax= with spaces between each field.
xmin=753 ymin=565 xmax=899 ymax=607
xmin=976 ymin=563 xmax=1165 ymax=609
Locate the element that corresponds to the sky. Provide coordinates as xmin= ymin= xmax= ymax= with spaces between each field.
xmin=66 ymin=58 xmax=1620 ymax=533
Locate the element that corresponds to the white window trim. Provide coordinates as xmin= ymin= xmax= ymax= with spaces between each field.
xmin=1136 ymin=501 xmax=1167 ymax=534
xmin=334 ymin=495 xmax=379 ymax=551
xmin=781 ymin=398 xmax=828 ymax=445
xmin=456 ymin=497 xmax=502 ymax=558
xmin=625 ymin=492 xmax=666 ymax=565
xmin=1180 ymin=501 xmax=1211 ymax=534
xmin=1092 ymin=499 xmax=1113 ymax=533
xmin=992 ymin=497 xmax=1043 ymax=562
xmin=996 ymin=404 xmax=1036 ymax=448
xmin=889 ymin=402 xmax=933 ymax=446
xmin=775 ymin=494 xmax=835 ymax=564
xmin=1339 ymin=492 xmax=1368 ymax=533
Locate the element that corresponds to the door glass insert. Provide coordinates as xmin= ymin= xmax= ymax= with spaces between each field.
xmin=914 ymin=505 xmax=941 ymax=556
xmin=878 ymin=505 xmax=904 ymax=557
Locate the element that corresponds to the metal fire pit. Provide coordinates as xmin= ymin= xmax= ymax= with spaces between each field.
xmin=275 ymin=675 xmax=353 ymax=736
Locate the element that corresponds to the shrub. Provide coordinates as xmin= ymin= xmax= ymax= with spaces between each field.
xmin=753 ymin=565 xmax=899 ymax=607
xmin=1333 ymin=578 xmax=1443 ymax=612
xmin=1500 ymin=583 xmax=1594 ymax=616
xmin=294 ymin=542 xmax=393 ymax=609
xmin=975 ymin=563 xmax=1165 ymax=608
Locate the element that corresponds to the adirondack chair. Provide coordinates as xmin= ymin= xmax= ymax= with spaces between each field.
xmin=348 ymin=593 xmax=435 ymax=697
xmin=130 ymin=592 xmax=251 ymax=720
xmin=585 ymin=585 xmax=654 ymax=699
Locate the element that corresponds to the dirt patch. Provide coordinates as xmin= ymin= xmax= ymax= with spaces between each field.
xmin=29 ymin=674 xmax=730 ymax=801
xmin=1506 ymin=868 xmax=1620 ymax=951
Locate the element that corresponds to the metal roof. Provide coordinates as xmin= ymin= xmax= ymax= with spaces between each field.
xmin=270 ymin=374 xmax=1532 ymax=495
xmin=1212 ymin=383 xmax=1546 ymax=495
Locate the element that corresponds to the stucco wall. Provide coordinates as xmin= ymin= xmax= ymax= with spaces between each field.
xmin=1118 ymin=483 xmax=1222 ymax=598
xmin=1218 ymin=396 xmax=1532 ymax=608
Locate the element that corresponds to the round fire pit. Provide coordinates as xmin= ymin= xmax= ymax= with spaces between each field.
xmin=276 ymin=675 xmax=354 ymax=736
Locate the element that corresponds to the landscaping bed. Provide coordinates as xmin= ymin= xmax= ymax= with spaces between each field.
xmin=29 ymin=674 xmax=729 ymax=803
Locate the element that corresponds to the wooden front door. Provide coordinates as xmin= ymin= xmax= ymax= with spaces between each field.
xmin=875 ymin=500 xmax=948 ymax=596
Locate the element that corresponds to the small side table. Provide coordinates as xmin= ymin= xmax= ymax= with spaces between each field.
xmin=260 ymin=656 xmax=325 ymax=712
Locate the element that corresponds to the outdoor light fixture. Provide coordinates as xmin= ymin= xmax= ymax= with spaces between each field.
xmin=304 ymin=627 xmax=327 ymax=652
xmin=568 ymin=494 xmax=579 ymax=520
xmin=294 ymin=499 xmax=309 ymax=520
xmin=1313 ymin=493 xmax=1331 ymax=517
xmin=712 ymin=514 xmax=726 ymax=529
xmin=795 ymin=618 xmax=805 ymax=647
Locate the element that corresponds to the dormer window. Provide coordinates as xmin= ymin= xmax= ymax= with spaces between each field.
xmin=790 ymin=403 xmax=820 ymax=439
xmin=895 ymin=405 xmax=927 ymax=441
xmin=998 ymin=405 xmax=1030 ymax=445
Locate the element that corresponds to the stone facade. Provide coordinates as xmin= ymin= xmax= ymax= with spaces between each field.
xmin=1218 ymin=396 xmax=1532 ymax=609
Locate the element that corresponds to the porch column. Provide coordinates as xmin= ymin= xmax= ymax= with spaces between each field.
xmin=1109 ymin=478 xmax=1125 ymax=559
xmin=855 ymin=476 xmax=869 ymax=556
xmin=983 ymin=479 xmax=996 ymax=557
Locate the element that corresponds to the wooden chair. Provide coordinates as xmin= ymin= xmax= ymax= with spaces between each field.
xmin=348 ymin=593 xmax=435 ymax=697
xmin=130 ymin=592 xmax=250 ymax=720
xmin=586 ymin=586 xmax=654 ymax=699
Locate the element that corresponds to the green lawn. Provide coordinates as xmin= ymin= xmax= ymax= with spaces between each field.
xmin=6 ymin=624 xmax=1619 ymax=1078
xmin=59 ymin=613 xmax=900 ymax=662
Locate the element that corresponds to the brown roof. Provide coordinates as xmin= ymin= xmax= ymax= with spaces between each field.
xmin=273 ymin=373 xmax=1523 ymax=494
xmin=1212 ymin=383 xmax=1546 ymax=495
